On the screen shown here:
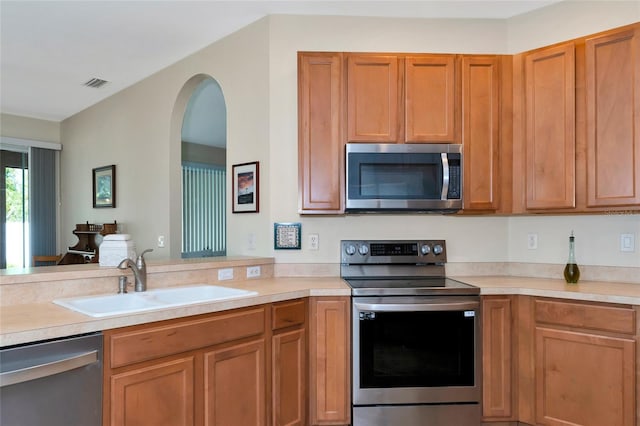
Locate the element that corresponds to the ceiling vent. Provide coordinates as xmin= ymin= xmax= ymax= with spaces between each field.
xmin=83 ymin=78 xmax=109 ymax=89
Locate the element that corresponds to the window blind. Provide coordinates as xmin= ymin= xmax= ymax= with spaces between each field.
xmin=182 ymin=163 xmax=226 ymax=257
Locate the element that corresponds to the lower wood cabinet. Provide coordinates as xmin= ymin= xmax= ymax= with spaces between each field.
xmin=308 ymin=297 xmax=351 ymax=426
xmin=204 ymin=339 xmax=266 ymax=426
xmin=272 ymin=328 xmax=305 ymax=426
xmin=482 ymin=295 xmax=638 ymax=426
xmin=103 ymin=297 xmax=350 ymax=426
xmin=272 ymin=299 xmax=307 ymax=426
xmin=533 ymin=299 xmax=636 ymax=426
xmin=481 ymin=296 xmax=515 ymax=421
xmin=110 ymin=356 xmax=196 ymax=426
xmin=104 ymin=306 xmax=268 ymax=426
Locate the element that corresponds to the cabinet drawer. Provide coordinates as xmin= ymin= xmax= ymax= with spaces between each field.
xmin=535 ymin=299 xmax=635 ymax=335
xmin=272 ymin=299 xmax=306 ymax=330
xmin=109 ymin=307 xmax=266 ymax=368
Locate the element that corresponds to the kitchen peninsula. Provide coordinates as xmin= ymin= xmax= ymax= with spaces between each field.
xmin=3 ymin=258 xmax=640 ymax=425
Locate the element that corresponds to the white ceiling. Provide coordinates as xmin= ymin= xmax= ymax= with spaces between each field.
xmin=0 ymin=0 xmax=560 ymax=122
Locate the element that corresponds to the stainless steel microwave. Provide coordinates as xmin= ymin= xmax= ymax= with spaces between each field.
xmin=345 ymin=143 xmax=462 ymax=213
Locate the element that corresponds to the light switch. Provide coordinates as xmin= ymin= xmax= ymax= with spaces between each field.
xmin=620 ymin=234 xmax=635 ymax=252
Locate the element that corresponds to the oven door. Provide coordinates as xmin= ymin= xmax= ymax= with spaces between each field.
xmin=352 ymin=295 xmax=481 ymax=406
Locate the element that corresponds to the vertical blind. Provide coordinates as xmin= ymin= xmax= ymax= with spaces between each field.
xmin=30 ymin=147 xmax=57 ymax=262
xmin=182 ymin=163 xmax=226 ymax=257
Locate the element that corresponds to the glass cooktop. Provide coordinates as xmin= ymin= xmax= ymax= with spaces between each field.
xmin=345 ymin=277 xmax=480 ymax=296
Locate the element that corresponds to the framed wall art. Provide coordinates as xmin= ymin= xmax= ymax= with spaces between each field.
xmin=274 ymin=222 xmax=301 ymax=250
xmin=232 ymin=161 xmax=259 ymax=213
xmin=93 ymin=165 xmax=116 ymax=208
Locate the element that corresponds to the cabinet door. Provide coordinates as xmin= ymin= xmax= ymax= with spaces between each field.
xmin=535 ymin=327 xmax=635 ymax=426
xmin=347 ymin=54 xmax=400 ymax=142
xmin=298 ymin=52 xmax=344 ymax=214
xmin=525 ymin=43 xmax=576 ymax=209
xmin=481 ymin=296 xmax=514 ymax=421
xmin=203 ymin=339 xmax=266 ymax=426
xmin=405 ymin=55 xmax=458 ymax=142
xmin=110 ymin=356 xmax=195 ymax=426
xmin=586 ymin=26 xmax=640 ymax=207
xmin=272 ymin=328 xmax=306 ymax=426
xmin=462 ymin=56 xmax=501 ymax=211
xmin=309 ymin=297 xmax=351 ymax=425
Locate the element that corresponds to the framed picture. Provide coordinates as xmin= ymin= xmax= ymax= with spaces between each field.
xmin=93 ymin=165 xmax=116 ymax=208
xmin=232 ymin=161 xmax=259 ymax=213
xmin=274 ymin=222 xmax=301 ymax=250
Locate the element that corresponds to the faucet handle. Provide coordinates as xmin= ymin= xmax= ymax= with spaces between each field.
xmin=136 ymin=249 xmax=153 ymax=268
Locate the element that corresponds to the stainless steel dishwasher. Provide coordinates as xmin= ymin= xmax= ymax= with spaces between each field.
xmin=0 ymin=332 xmax=103 ymax=426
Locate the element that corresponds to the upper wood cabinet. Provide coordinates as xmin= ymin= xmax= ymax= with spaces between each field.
xmin=513 ymin=23 xmax=640 ymax=214
xmin=524 ymin=42 xmax=576 ymax=210
xmin=298 ymin=52 xmax=344 ymax=214
xmin=347 ymin=54 xmax=400 ymax=142
xmin=405 ymin=55 xmax=458 ymax=142
xmin=346 ymin=53 xmax=458 ymax=144
xmin=299 ymin=23 xmax=640 ymax=216
xmin=461 ymin=56 xmax=502 ymax=212
xmin=585 ymin=25 xmax=640 ymax=208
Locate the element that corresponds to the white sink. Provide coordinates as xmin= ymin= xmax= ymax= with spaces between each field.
xmin=144 ymin=285 xmax=256 ymax=305
xmin=53 ymin=285 xmax=258 ymax=318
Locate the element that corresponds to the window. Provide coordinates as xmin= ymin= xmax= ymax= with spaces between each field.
xmin=1 ymin=138 xmax=60 ymax=269
xmin=2 ymin=150 xmax=29 ymax=268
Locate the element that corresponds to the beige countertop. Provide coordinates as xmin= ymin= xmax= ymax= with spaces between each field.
xmin=453 ymin=275 xmax=640 ymax=305
xmin=3 ymin=274 xmax=640 ymax=347
xmin=0 ymin=277 xmax=350 ymax=347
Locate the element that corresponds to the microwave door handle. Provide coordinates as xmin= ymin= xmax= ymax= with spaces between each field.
xmin=441 ymin=153 xmax=449 ymax=200
xmin=354 ymin=301 xmax=479 ymax=312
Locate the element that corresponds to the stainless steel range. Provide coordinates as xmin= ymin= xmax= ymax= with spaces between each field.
xmin=341 ymin=240 xmax=481 ymax=426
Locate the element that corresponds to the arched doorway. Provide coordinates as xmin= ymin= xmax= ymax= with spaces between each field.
xmin=171 ymin=75 xmax=227 ymax=258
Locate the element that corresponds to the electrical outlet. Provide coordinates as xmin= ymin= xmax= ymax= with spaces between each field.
xmin=620 ymin=234 xmax=635 ymax=252
xmin=218 ymin=268 xmax=234 ymax=281
xmin=527 ymin=233 xmax=538 ymax=250
xmin=247 ymin=266 xmax=261 ymax=278
xmin=309 ymin=234 xmax=319 ymax=250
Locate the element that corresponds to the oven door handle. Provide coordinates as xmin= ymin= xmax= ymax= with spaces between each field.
xmin=354 ymin=301 xmax=479 ymax=312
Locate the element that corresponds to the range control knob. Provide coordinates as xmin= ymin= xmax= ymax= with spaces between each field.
xmin=420 ymin=244 xmax=431 ymax=255
xmin=345 ymin=244 xmax=356 ymax=256
xmin=433 ymin=244 xmax=444 ymax=255
xmin=358 ymin=245 xmax=369 ymax=255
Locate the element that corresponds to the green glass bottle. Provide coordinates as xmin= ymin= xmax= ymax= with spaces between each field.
xmin=563 ymin=231 xmax=580 ymax=284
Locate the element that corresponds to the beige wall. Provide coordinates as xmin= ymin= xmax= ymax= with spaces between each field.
xmin=60 ymin=18 xmax=271 ymax=258
xmin=267 ymin=7 xmax=640 ymax=268
xmin=507 ymin=0 xmax=640 ymax=52
xmin=55 ymin=2 xmax=639 ymax=268
xmin=1 ymin=113 xmax=60 ymax=143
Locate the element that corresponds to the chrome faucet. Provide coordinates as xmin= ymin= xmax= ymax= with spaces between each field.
xmin=118 ymin=249 xmax=153 ymax=292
